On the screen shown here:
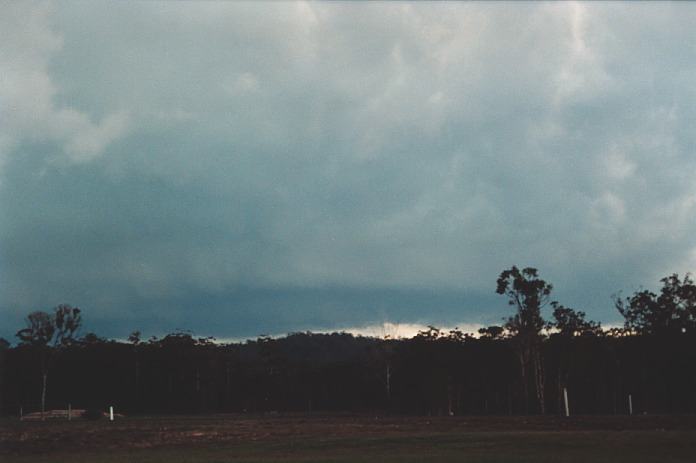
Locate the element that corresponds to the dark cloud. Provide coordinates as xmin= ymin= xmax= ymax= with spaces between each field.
xmin=3 ymin=2 xmax=696 ymax=340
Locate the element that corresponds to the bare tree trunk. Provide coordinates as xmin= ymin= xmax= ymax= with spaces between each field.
xmin=447 ymin=379 xmax=453 ymax=416
xmin=557 ymin=368 xmax=563 ymax=415
xmin=385 ymin=363 xmax=391 ymax=401
xmin=195 ymin=368 xmax=201 ymax=412
xmin=225 ymin=361 xmax=231 ymax=411
xmin=41 ymin=372 xmax=47 ymax=420
xmin=532 ymin=347 xmax=545 ymax=414
xmin=518 ymin=350 xmax=529 ymax=414
xmin=134 ymin=356 xmax=140 ymax=410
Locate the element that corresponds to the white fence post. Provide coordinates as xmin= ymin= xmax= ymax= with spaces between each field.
xmin=628 ymin=395 xmax=633 ymax=415
xmin=109 ymin=406 xmax=114 ymax=421
xmin=563 ymin=387 xmax=570 ymax=417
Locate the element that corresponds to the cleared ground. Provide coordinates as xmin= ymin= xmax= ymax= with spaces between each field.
xmin=2 ymin=414 xmax=696 ymax=462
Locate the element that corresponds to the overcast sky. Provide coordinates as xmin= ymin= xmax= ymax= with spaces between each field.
xmin=2 ymin=1 xmax=696 ymax=341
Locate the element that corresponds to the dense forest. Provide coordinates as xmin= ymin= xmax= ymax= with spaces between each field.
xmin=2 ymin=267 xmax=696 ymax=417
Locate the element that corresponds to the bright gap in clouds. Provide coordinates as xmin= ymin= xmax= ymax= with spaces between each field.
xmin=213 ymin=322 xmax=484 ymax=345
xmin=339 ymin=322 xmax=483 ymax=339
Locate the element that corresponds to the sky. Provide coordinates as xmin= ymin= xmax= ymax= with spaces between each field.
xmin=2 ymin=1 xmax=696 ymax=341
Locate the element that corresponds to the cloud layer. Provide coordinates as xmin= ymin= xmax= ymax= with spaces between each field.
xmin=2 ymin=2 xmax=696 ymax=339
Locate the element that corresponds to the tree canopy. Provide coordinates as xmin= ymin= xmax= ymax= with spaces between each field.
xmin=496 ymin=266 xmax=552 ymax=337
xmin=615 ymin=273 xmax=696 ymax=335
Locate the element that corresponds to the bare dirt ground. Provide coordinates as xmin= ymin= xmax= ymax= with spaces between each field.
xmin=3 ymin=413 xmax=696 ymax=456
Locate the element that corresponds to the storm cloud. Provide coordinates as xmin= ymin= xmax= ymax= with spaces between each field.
xmin=2 ymin=2 xmax=696 ymax=339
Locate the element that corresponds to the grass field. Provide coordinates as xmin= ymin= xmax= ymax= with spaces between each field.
xmin=3 ymin=414 xmax=696 ymax=462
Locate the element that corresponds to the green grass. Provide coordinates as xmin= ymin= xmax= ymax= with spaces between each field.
xmin=5 ymin=429 xmax=696 ymax=463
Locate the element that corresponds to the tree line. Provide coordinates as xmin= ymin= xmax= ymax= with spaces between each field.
xmin=2 ymin=267 xmax=696 ymax=417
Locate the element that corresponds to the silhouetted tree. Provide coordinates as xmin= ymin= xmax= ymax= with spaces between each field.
xmin=369 ymin=337 xmax=396 ymax=407
xmin=478 ymin=325 xmax=505 ymax=339
xmin=615 ymin=273 xmax=696 ymax=335
xmin=545 ymin=303 xmax=601 ymax=414
xmin=4 ymin=271 xmax=696 ymax=417
xmin=496 ymin=266 xmax=552 ymax=414
xmin=128 ymin=331 xmax=142 ymax=410
xmin=80 ymin=332 xmax=107 ymax=345
xmin=548 ymin=302 xmax=602 ymax=337
xmin=0 ymin=338 xmax=9 ymax=415
xmin=15 ymin=305 xmax=82 ymax=418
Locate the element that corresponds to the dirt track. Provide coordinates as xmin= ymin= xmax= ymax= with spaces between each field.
xmin=3 ymin=413 xmax=696 ymax=456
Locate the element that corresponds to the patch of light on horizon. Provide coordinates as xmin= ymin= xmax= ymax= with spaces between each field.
xmin=114 ymin=320 xmax=624 ymax=345
xmin=210 ymin=322 xmax=484 ymax=344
